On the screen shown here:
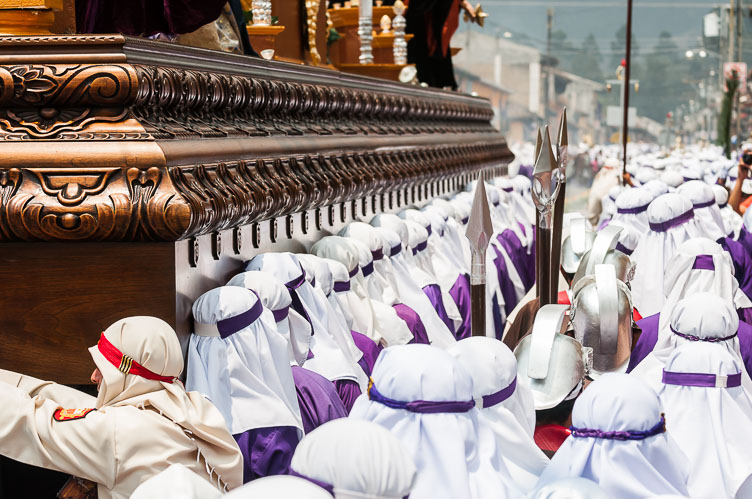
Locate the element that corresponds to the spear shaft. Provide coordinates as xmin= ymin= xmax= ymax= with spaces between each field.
xmin=549 ymin=109 xmax=568 ymax=305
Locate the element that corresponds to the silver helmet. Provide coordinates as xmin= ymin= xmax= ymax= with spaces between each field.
xmin=561 ymin=217 xmax=596 ymax=274
xmin=571 ymin=264 xmax=633 ymax=377
xmin=514 ymin=304 xmax=587 ymax=410
xmin=572 ymin=225 xmax=634 ymax=287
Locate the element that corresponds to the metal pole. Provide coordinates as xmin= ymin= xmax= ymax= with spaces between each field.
xmin=622 ymin=0 xmax=633 ymax=186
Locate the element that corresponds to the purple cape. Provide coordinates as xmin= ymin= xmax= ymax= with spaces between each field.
xmin=720 ymin=237 xmax=752 ymax=301
xmin=629 ymin=313 xmax=752 ymax=377
xmin=233 ymin=426 xmax=300 ymax=483
xmin=334 ymin=379 xmax=362 ymax=414
xmin=393 ymin=303 xmax=430 ymax=344
xmin=291 ymin=366 xmax=347 ymax=434
xmin=497 ymin=230 xmax=534 ymax=291
xmin=350 ymin=330 xmax=383 ymax=377
xmin=422 ymin=283 xmax=457 ymax=337
xmin=739 ymin=227 xmax=752 ymax=255
xmin=449 ymin=273 xmax=472 ymax=340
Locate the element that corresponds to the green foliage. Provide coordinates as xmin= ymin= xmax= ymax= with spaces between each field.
xmin=327 ymin=27 xmax=342 ymax=46
xmin=719 ymin=70 xmax=739 ymax=158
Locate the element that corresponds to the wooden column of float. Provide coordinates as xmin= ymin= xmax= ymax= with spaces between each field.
xmin=0 ymin=35 xmax=512 ymax=384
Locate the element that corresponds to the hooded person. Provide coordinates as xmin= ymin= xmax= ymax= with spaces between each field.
xmin=223 ymin=475 xmax=332 ymax=498
xmin=713 ymin=183 xmax=743 ymax=239
xmin=188 ymin=286 xmax=304 ymax=482
xmin=536 ymin=373 xmax=690 ymax=499
xmin=487 ymin=185 xmax=535 ymax=293
xmin=244 ymin=253 xmax=367 ymax=412
xmin=0 ymin=317 xmax=244 ymax=498
xmin=401 ymin=219 xmax=458 ymax=336
xmin=596 ymin=184 xmax=625 ymax=230
xmin=370 ymin=214 xmax=457 ymax=347
xmin=661 ymin=170 xmax=684 ymax=189
xmin=678 ymin=180 xmax=752 ymax=301
xmin=631 ymin=293 xmax=752 ymax=394
xmin=493 ymin=177 xmax=536 ymax=255
xmin=289 ymin=419 xmax=417 ymax=499
xmin=739 ymin=208 xmax=752 ymax=255
xmin=657 ymin=343 xmax=752 ymax=499
xmin=641 ymin=179 xmax=670 ymax=198
xmin=585 ymin=157 xmax=622 ymax=226
xmin=611 ymin=188 xmax=653 ymax=235
xmin=628 ymin=239 xmax=752 ymax=374
xmin=448 ymin=337 xmax=549 ymax=493
xmin=226 ymin=271 xmax=348 ymax=435
xmin=604 ymin=219 xmax=641 ymax=258
xmin=515 ymin=305 xmax=587 ymax=458
xmin=130 ymin=464 xmax=222 ymax=499
xmin=349 ymin=344 xmax=504 ymax=499
xmin=421 ymin=208 xmax=472 ymax=338
xmin=310 ymin=236 xmax=416 ymax=347
xmin=630 ymin=193 xmax=705 ymax=317
xmin=298 ymin=253 xmax=382 ymax=377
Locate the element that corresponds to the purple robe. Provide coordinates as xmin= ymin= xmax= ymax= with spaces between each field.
xmin=422 ymin=283 xmax=456 ymax=337
xmin=739 ymin=227 xmax=752 ymax=255
xmin=720 ymin=237 xmax=752 ymax=301
xmin=291 ymin=366 xmax=347 ymax=434
xmin=393 ymin=303 xmax=430 ymax=344
xmin=518 ymin=222 xmax=536 ymax=281
xmin=350 ymin=330 xmax=383 ymax=377
xmin=233 ymin=426 xmax=300 ymax=483
xmin=76 ymin=0 xmax=226 ymax=36
xmin=628 ymin=313 xmax=752 ymax=377
xmin=497 ymin=230 xmax=534 ymax=291
xmin=334 ymin=379 xmax=362 ymax=414
xmin=449 ymin=273 xmax=472 ymax=340
xmin=491 ymin=244 xmax=521 ymax=316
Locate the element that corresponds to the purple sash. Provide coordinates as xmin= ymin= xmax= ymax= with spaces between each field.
xmin=617 ymin=204 xmax=649 ymax=215
xmin=333 ymin=281 xmax=350 ymax=293
xmin=692 ymin=254 xmax=714 ymax=271
xmin=693 ymin=199 xmax=716 ymax=209
xmin=214 ymin=297 xmax=264 ymax=338
xmin=649 ymin=209 xmax=694 ymax=232
xmin=570 ymin=415 xmax=666 ymax=441
xmin=662 ymin=370 xmax=742 ymax=388
xmin=390 ymin=244 xmax=402 ymax=257
xmin=372 ymin=248 xmax=384 ymax=261
xmin=361 ymin=261 xmax=374 ymax=277
xmin=615 ymin=242 xmax=633 ymax=256
xmin=412 ymin=241 xmax=428 ymax=255
xmin=367 ymin=378 xmax=475 ymax=414
xmin=481 ymin=377 xmax=517 ymax=408
xmin=272 ymin=306 xmax=289 ymax=323
xmin=285 ymin=271 xmax=314 ymax=335
xmin=348 ymin=266 xmax=359 ymax=278
xmin=289 ymin=469 xmax=335 ymax=495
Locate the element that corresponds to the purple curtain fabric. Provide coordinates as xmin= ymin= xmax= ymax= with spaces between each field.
xmin=719 ymin=237 xmax=752 ymax=301
xmin=333 ymin=379 xmax=362 ymax=414
xmin=629 ymin=313 xmax=752 ymax=377
xmin=291 ymin=366 xmax=347 ymax=434
xmin=350 ymin=330 xmax=383 ymax=377
xmin=498 ymin=230 xmax=534 ymax=291
xmin=422 ymin=283 xmax=456 ymax=337
xmin=393 ymin=303 xmax=431 ymax=344
xmin=76 ymin=0 xmax=227 ymax=36
xmin=233 ymin=426 xmax=300 ymax=483
xmin=449 ymin=273 xmax=472 ymax=340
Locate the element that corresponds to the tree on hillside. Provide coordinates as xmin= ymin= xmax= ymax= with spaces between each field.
xmin=571 ymin=33 xmax=604 ymax=83
xmin=640 ymin=31 xmax=697 ymax=122
xmin=610 ymin=24 xmax=640 ymax=71
xmin=550 ymin=29 xmax=577 ymax=71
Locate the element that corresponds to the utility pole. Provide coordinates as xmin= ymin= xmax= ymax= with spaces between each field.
xmin=730 ymin=0 xmax=736 ymax=62
xmin=622 ymin=0 xmax=634 ymax=184
xmin=546 ymin=8 xmax=553 ymax=122
xmin=737 ymin=0 xmax=743 ymax=138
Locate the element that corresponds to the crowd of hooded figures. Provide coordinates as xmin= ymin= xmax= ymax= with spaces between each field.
xmin=3 ymin=141 xmax=752 ymax=499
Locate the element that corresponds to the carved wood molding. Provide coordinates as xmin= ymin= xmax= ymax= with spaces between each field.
xmin=0 ymin=35 xmax=513 ymax=243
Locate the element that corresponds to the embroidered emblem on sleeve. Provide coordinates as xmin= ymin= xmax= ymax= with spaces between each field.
xmin=53 ymin=408 xmax=96 ymax=422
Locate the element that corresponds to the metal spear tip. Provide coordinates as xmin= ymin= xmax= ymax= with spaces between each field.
xmin=533 ymin=125 xmax=557 ymax=179
xmin=534 ymin=127 xmax=543 ymax=162
xmin=557 ymin=107 xmax=568 ymax=148
xmin=465 ymin=173 xmax=494 ymax=252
